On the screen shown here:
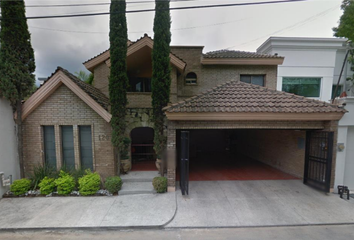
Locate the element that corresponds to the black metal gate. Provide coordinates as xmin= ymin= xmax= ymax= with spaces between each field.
xmin=180 ymin=131 xmax=190 ymax=195
xmin=304 ymin=131 xmax=334 ymax=192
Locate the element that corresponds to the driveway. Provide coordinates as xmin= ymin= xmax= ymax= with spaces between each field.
xmin=167 ymin=180 xmax=354 ymax=227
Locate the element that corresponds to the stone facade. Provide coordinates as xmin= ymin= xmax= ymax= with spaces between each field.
xmin=23 ymin=85 xmax=115 ymax=179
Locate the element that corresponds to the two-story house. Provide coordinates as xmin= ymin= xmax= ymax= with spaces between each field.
xmin=21 ymin=34 xmax=345 ymax=193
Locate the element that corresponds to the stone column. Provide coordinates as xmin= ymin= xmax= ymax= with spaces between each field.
xmin=323 ymin=120 xmax=339 ymax=190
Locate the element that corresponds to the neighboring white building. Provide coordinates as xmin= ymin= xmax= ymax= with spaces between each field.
xmin=0 ymin=98 xmax=19 ymax=198
xmin=257 ymin=37 xmax=354 ymax=192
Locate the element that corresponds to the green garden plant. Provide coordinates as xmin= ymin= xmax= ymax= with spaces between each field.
xmin=38 ymin=177 xmax=56 ymax=195
xmin=152 ymin=176 xmax=167 ymax=193
xmin=78 ymin=170 xmax=101 ymax=196
xmin=29 ymin=164 xmax=56 ymax=190
xmin=10 ymin=178 xmax=31 ymax=196
xmin=104 ymin=176 xmax=123 ymax=194
xmin=54 ymin=170 xmax=75 ymax=195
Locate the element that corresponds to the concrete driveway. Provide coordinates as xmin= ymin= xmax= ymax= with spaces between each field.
xmin=167 ymin=180 xmax=354 ymax=227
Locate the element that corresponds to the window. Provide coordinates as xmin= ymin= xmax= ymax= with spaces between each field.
xmin=79 ymin=126 xmax=93 ymax=171
xmin=61 ymin=126 xmax=75 ymax=169
xmin=240 ymin=75 xmax=265 ymax=86
xmin=128 ymin=77 xmax=151 ymax=92
xmin=282 ymin=77 xmax=321 ymax=97
xmin=43 ymin=126 xmax=56 ymax=168
xmin=185 ymin=72 xmax=197 ymax=85
xmin=332 ymin=85 xmax=343 ymax=99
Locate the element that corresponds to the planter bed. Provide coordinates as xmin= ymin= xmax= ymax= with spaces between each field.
xmin=2 ymin=189 xmax=116 ymax=198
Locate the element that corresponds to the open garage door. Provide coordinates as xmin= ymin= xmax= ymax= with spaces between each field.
xmin=304 ymin=131 xmax=334 ymax=193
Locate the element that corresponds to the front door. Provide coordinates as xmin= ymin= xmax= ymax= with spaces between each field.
xmin=304 ymin=131 xmax=334 ymax=192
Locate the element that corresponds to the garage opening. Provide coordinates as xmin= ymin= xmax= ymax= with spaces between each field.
xmin=177 ymin=129 xmax=306 ymax=181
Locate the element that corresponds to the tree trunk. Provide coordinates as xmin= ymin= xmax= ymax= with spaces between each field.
xmin=16 ymin=99 xmax=25 ymax=178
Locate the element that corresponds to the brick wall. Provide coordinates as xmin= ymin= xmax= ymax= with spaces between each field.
xmin=237 ymin=130 xmax=306 ymax=178
xmin=23 ymin=84 xmax=115 ymax=179
xmin=93 ymin=62 xmax=110 ymax=97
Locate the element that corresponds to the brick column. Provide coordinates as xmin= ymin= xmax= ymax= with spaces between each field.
xmin=73 ymin=125 xmax=81 ymax=169
xmin=54 ymin=125 xmax=62 ymax=170
xmin=167 ymin=121 xmax=177 ymax=192
xmin=323 ymin=120 xmax=339 ymax=190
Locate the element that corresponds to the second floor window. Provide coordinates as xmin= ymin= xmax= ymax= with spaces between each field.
xmin=240 ymin=75 xmax=265 ymax=86
xmin=282 ymin=77 xmax=321 ymax=98
xmin=129 ymin=77 xmax=151 ymax=92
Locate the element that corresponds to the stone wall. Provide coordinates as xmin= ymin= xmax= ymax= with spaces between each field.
xmin=23 ymin=85 xmax=115 ymax=179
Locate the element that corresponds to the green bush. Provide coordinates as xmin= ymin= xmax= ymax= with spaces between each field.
xmin=104 ymin=176 xmax=123 ymax=194
xmin=54 ymin=170 xmax=75 ymax=195
xmin=10 ymin=179 xmax=31 ymax=196
xmin=78 ymin=170 xmax=101 ymax=196
xmin=152 ymin=177 xmax=167 ymax=193
xmin=29 ymin=164 xmax=56 ymax=190
xmin=38 ymin=177 xmax=56 ymax=195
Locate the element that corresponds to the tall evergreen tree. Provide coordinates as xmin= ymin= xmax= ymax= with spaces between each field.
xmin=151 ymin=0 xmax=171 ymax=159
xmin=0 ymin=0 xmax=36 ymax=178
xmin=109 ymin=0 xmax=129 ymax=162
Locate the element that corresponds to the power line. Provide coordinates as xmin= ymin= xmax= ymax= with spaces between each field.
xmin=29 ymin=17 xmax=248 ymax=34
xmin=225 ymin=3 xmax=340 ymax=49
xmin=0 ymin=0 xmax=307 ymax=20
xmin=25 ymin=0 xmax=197 ymax=8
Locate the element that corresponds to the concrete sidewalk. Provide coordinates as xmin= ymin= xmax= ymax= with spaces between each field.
xmin=0 ymin=192 xmax=176 ymax=229
xmin=167 ymin=180 xmax=354 ymax=228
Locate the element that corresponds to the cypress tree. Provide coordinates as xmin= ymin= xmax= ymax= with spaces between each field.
xmin=0 ymin=0 xmax=36 ymax=178
xmin=109 ymin=0 xmax=129 ymax=162
xmin=151 ymin=0 xmax=171 ymax=158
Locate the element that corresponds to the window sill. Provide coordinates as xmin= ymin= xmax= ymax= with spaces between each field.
xmin=127 ymin=92 xmax=152 ymax=95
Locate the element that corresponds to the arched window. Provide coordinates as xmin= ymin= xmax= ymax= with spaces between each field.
xmin=185 ymin=72 xmax=197 ymax=85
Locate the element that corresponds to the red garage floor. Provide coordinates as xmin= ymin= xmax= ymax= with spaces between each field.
xmin=178 ymin=155 xmax=299 ymax=181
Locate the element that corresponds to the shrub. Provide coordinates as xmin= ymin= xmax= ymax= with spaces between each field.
xmin=54 ymin=170 xmax=75 ymax=195
xmin=29 ymin=164 xmax=56 ymax=190
xmin=104 ymin=176 xmax=123 ymax=194
xmin=70 ymin=168 xmax=86 ymax=190
xmin=10 ymin=179 xmax=31 ymax=196
xmin=38 ymin=177 xmax=56 ymax=195
xmin=78 ymin=170 xmax=101 ymax=196
xmin=152 ymin=177 xmax=167 ymax=193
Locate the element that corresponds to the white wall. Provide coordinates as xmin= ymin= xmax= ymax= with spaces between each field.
xmin=0 ymin=98 xmax=19 ymax=198
xmin=257 ymin=37 xmax=350 ymax=102
xmin=336 ymin=97 xmax=354 ymax=191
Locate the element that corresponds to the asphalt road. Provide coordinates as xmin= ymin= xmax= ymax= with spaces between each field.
xmin=0 ymin=224 xmax=354 ymax=240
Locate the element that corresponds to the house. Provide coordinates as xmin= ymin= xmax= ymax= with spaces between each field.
xmin=0 ymin=98 xmax=20 ymax=198
xmin=257 ymin=37 xmax=354 ymax=192
xmin=22 ymin=34 xmax=346 ymax=194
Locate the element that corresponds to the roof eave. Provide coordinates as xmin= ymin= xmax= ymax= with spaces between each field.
xmin=201 ymin=58 xmax=284 ymax=66
xmin=165 ymin=112 xmax=345 ymax=121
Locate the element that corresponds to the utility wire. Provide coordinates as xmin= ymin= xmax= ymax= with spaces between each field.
xmin=225 ymin=3 xmax=339 ymax=49
xmin=25 ymin=0 xmax=198 ymax=8
xmin=0 ymin=0 xmax=307 ymax=20
xmin=29 ymin=17 xmax=248 ymax=34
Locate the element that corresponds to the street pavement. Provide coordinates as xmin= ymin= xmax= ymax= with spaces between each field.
xmin=0 ymin=224 xmax=354 ymax=240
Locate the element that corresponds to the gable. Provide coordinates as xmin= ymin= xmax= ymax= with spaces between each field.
xmin=22 ymin=68 xmax=112 ymax=122
xmin=84 ymin=35 xmax=186 ymax=72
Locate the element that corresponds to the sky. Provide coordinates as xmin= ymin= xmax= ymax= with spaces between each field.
xmin=21 ymin=0 xmax=345 ymax=83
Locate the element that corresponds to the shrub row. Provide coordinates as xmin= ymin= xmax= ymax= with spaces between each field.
xmin=10 ymin=167 xmax=123 ymax=196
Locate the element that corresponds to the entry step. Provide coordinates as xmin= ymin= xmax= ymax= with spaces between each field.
xmin=121 ymin=171 xmax=160 ymax=182
xmin=119 ymin=182 xmax=156 ymax=195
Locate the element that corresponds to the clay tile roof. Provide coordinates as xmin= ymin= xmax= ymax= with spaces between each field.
xmin=164 ymin=81 xmax=345 ymax=114
xmin=203 ymin=50 xmax=283 ymax=59
xmin=55 ymin=67 xmax=110 ymax=110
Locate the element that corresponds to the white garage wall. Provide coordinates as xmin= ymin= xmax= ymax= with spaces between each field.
xmin=0 ymin=98 xmax=19 ymax=198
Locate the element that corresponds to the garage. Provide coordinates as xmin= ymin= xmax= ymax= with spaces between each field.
xmin=164 ymin=81 xmax=345 ymax=194
xmin=177 ymin=129 xmax=303 ymax=181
